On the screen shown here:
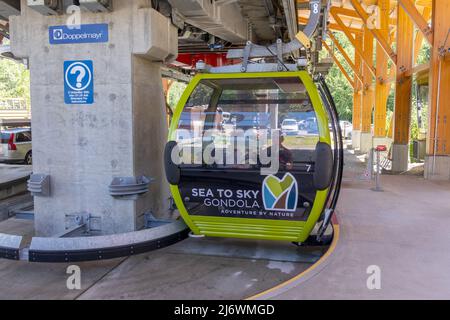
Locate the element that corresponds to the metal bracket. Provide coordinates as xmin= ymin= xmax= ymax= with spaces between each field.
xmin=226 ymin=0 xmax=323 ymax=60
xmin=27 ymin=0 xmax=61 ymax=16
xmin=317 ymin=208 xmax=333 ymax=242
xmin=109 ymin=176 xmax=153 ymax=199
xmin=64 ymin=213 xmax=102 ymax=236
xmin=79 ymin=0 xmax=112 ymax=13
xmin=276 ymin=39 xmax=284 ymax=71
xmin=27 ymin=174 xmax=50 ymax=197
xmin=241 ymin=41 xmax=252 ymax=72
xmin=144 ymin=212 xmax=173 ymax=229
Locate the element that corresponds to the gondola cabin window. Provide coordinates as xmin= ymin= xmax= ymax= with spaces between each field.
xmin=175 ymin=77 xmax=320 ymax=170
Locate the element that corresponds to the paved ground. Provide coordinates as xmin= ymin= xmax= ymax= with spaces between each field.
xmin=0 ymin=220 xmax=318 ymax=300
xmin=271 ymin=149 xmax=450 ymax=300
xmin=0 ymin=164 xmax=31 ymax=185
xmin=0 ymin=164 xmax=32 ymax=206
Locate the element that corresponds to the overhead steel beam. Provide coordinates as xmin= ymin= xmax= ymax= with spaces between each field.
xmin=168 ymin=0 xmax=248 ymax=43
xmin=0 ymin=0 xmax=20 ymax=20
xmin=227 ymin=0 xmax=323 ymax=59
xmin=283 ymin=0 xmax=298 ymax=40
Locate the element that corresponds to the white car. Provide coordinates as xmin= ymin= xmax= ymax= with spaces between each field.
xmin=340 ymin=121 xmax=353 ymax=139
xmin=0 ymin=128 xmax=32 ymax=164
xmin=281 ymin=119 xmax=299 ymax=135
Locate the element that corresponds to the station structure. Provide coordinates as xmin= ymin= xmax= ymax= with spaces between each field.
xmin=0 ymin=0 xmax=447 ymax=286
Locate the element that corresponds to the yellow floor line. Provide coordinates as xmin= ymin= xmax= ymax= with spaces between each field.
xmin=246 ymin=223 xmax=341 ymax=300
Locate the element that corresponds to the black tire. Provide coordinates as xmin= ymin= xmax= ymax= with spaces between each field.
xmin=24 ymin=151 xmax=32 ymax=165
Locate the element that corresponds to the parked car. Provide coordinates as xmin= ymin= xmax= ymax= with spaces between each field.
xmin=340 ymin=121 xmax=353 ymax=140
xmin=304 ymin=117 xmax=319 ymax=134
xmin=281 ymin=119 xmax=299 ymax=135
xmin=0 ymin=128 xmax=32 ymax=164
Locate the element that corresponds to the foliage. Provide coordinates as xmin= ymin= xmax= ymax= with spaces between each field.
xmin=323 ymin=32 xmax=358 ymax=121
xmin=0 ymin=58 xmax=30 ymax=103
xmin=167 ymin=81 xmax=187 ymax=111
xmin=322 ymin=31 xmax=431 ymax=141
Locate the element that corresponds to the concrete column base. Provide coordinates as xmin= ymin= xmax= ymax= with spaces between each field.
xmin=352 ymin=130 xmax=361 ymax=150
xmin=11 ymin=3 xmax=177 ymax=236
xmin=424 ymin=156 xmax=450 ymax=180
xmin=372 ymin=137 xmax=393 ymax=150
xmin=391 ymin=144 xmax=409 ymax=173
xmin=359 ymin=133 xmax=373 ymax=154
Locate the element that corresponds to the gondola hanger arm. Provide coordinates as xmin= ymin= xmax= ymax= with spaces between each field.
xmin=226 ymin=0 xmax=323 ymax=60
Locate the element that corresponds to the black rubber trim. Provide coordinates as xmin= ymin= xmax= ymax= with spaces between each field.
xmin=314 ymin=142 xmax=334 ymax=190
xmin=164 ymin=141 xmax=181 ymax=185
xmin=0 ymin=247 xmax=20 ymax=260
xmin=28 ymin=228 xmax=190 ymax=263
xmin=316 ymin=75 xmax=344 ymax=214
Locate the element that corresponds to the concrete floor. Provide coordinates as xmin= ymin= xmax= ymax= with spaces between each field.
xmin=1 ymin=149 xmax=450 ymax=299
xmin=0 ymin=164 xmax=32 ymax=185
xmin=0 ymin=164 xmax=31 ymax=203
xmin=270 ymin=149 xmax=450 ymax=300
xmin=0 ymin=220 xmax=317 ymax=300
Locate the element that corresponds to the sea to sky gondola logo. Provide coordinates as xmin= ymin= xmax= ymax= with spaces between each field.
xmin=262 ymin=173 xmax=298 ymax=212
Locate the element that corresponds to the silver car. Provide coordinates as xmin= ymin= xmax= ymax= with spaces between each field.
xmin=339 ymin=121 xmax=353 ymax=140
xmin=0 ymin=128 xmax=32 ymax=164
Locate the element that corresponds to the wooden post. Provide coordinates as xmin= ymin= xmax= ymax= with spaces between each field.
xmin=374 ymin=0 xmax=390 ymax=138
xmin=353 ymin=33 xmax=363 ymax=133
xmin=361 ymin=28 xmax=374 ymax=135
xmin=427 ymin=0 xmax=450 ymax=160
xmin=394 ymin=5 xmax=414 ymax=146
xmin=392 ymin=3 xmax=414 ymax=172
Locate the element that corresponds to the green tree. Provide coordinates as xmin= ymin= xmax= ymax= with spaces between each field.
xmin=0 ymin=59 xmax=30 ymax=103
xmin=322 ymin=32 xmax=355 ymax=121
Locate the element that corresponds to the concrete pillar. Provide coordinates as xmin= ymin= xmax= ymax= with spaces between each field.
xmin=392 ymin=143 xmax=409 ymax=173
xmin=10 ymin=1 xmax=177 ymax=236
xmin=352 ymin=130 xmax=361 ymax=150
xmin=424 ymin=156 xmax=450 ymax=180
xmin=360 ymin=132 xmax=373 ymax=154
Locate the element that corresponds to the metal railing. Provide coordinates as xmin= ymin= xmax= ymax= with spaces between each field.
xmin=0 ymin=98 xmax=30 ymax=122
xmin=0 ymin=98 xmax=28 ymax=110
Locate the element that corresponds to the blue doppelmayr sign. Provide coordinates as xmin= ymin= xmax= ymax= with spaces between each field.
xmin=49 ymin=24 xmax=109 ymax=45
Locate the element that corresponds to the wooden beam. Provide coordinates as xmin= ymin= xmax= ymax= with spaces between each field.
xmin=414 ymin=6 xmax=432 ymax=64
xmin=298 ymin=16 xmax=363 ymax=34
xmin=403 ymin=62 xmax=430 ymax=77
xmin=350 ymin=0 xmax=398 ymax=65
xmin=374 ymin=0 xmax=390 ymax=138
xmin=330 ymin=6 xmax=397 ymax=26
xmin=330 ymin=8 xmax=377 ymax=78
xmin=327 ymin=31 xmax=363 ymax=85
xmin=353 ymin=33 xmax=364 ymax=132
xmin=362 ymin=28 xmax=375 ymax=134
xmin=428 ymin=0 xmax=450 ymax=156
xmin=323 ymin=41 xmax=355 ymax=89
xmin=394 ymin=4 xmax=415 ymax=145
xmin=398 ymin=0 xmax=433 ymax=45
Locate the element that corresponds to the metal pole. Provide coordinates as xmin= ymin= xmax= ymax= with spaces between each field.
xmin=373 ymin=148 xmax=383 ymax=192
